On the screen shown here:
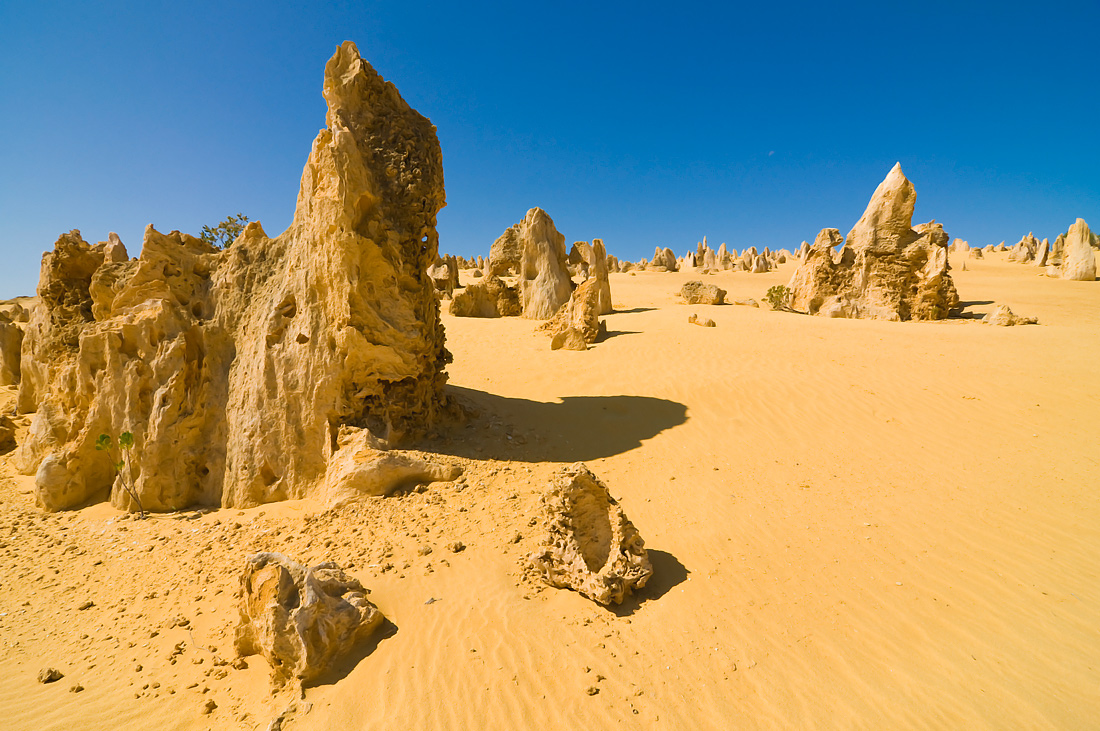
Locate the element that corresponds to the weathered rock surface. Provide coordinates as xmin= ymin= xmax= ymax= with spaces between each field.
xmin=541 ymin=277 xmax=606 ymax=348
xmin=652 ymin=247 xmax=678 ymax=272
xmin=786 ymin=163 xmax=960 ymax=320
xmin=680 ymin=281 xmax=726 ymax=305
xmin=501 ymin=208 xmax=573 ymax=319
xmin=981 ymin=305 xmax=1038 ymax=326
xmin=525 ymin=463 xmax=652 ymax=605
xmin=574 ymin=239 xmax=612 ymax=315
xmin=235 ymin=552 xmax=385 ymax=684
xmin=1059 ymin=219 xmax=1097 ymax=281
xmin=448 ymin=275 xmax=521 ymax=318
xmin=322 ymin=426 xmax=461 ymax=507
xmin=427 ymin=255 xmax=459 ymax=298
xmin=550 ymin=328 xmax=588 ymax=351
xmin=16 ymin=42 xmax=454 ymax=512
xmin=0 ymin=319 xmax=21 ymax=386
xmin=0 ymin=415 xmax=15 ymax=452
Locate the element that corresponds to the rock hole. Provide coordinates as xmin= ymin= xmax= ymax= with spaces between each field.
xmin=191 ymin=302 xmax=204 ymax=319
xmin=570 ymin=487 xmax=613 ymax=572
xmin=277 ymin=295 xmax=297 ymax=319
xmin=295 ymin=333 xmax=310 ymax=344
xmin=259 ymin=462 xmax=279 ymax=487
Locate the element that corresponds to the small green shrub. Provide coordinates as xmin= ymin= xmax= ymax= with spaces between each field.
xmin=96 ymin=431 xmax=145 ymax=518
xmin=764 ymin=284 xmax=793 ymax=311
xmin=199 ymin=213 xmax=250 ymax=249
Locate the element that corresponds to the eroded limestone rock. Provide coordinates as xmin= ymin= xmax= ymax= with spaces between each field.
xmin=1059 ymin=219 xmax=1097 ymax=281
xmin=525 ymin=463 xmax=652 ymax=605
xmin=448 ymin=275 xmax=521 ymax=317
xmin=688 ymin=314 xmax=716 ymax=327
xmin=652 ymin=247 xmax=678 ymax=272
xmin=493 ymin=208 xmax=573 ymax=319
xmin=981 ymin=305 xmax=1038 ymax=326
xmin=680 ymin=281 xmax=726 ymax=305
xmin=17 ymin=42 xmax=454 ymax=512
xmin=541 ymin=277 xmax=606 ymax=348
xmin=0 ymin=320 xmax=21 ymax=386
xmin=786 ymin=163 xmax=960 ymax=320
xmin=235 ymin=552 xmax=385 ymax=684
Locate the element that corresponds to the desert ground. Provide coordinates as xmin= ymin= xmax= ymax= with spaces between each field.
xmin=1 ymin=249 xmax=1098 ymax=730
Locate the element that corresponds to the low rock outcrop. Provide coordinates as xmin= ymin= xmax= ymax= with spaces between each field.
xmin=981 ymin=305 xmax=1038 ymax=326
xmin=688 ymin=314 xmax=716 ymax=327
xmin=680 ymin=281 xmax=726 ymax=305
xmin=235 ymin=552 xmax=385 ymax=684
xmin=448 ymin=275 xmax=521 ymax=317
xmin=525 ymin=463 xmax=652 ymax=605
xmin=16 ymin=42 xmax=454 ymax=512
xmin=322 ymin=427 xmax=461 ymax=507
xmin=786 ymin=163 xmax=960 ymax=320
xmin=541 ymin=277 xmax=606 ymax=348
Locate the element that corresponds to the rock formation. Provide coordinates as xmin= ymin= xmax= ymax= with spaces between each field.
xmin=498 ymin=208 xmax=572 ymax=319
xmin=427 ymin=254 xmax=460 ymax=298
xmin=981 ymin=305 xmax=1038 ymax=326
xmin=750 ymin=254 xmax=770 ymax=273
xmin=235 ymin=552 xmax=385 ymax=684
xmin=688 ymin=314 xmax=716 ymax=327
xmin=448 ymin=275 xmax=521 ymax=317
xmin=0 ymin=316 xmax=21 ymax=387
xmin=970 ymin=248 xmax=984 ymax=259
xmin=652 ymin=247 xmax=678 ymax=272
xmin=785 ymin=163 xmax=960 ymax=320
xmin=541 ymin=277 xmax=606 ymax=349
xmin=525 ymin=463 xmax=652 ymax=605
xmin=16 ymin=42 xmax=455 ymax=513
xmin=573 ymin=239 xmax=612 ymax=315
xmin=680 ymin=281 xmax=726 ymax=305
xmin=1058 ymin=219 xmax=1097 ymax=281
xmin=487 ymin=226 xmax=522 ymax=277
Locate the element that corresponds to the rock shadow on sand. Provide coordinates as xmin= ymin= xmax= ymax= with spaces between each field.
xmin=610 ymin=549 xmax=689 ymax=617
xmin=438 ymin=386 xmax=688 ymax=463
xmin=303 ymin=618 xmax=399 ymax=688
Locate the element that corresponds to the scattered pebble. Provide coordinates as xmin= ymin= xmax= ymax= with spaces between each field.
xmin=446 ymin=541 xmax=465 ymax=553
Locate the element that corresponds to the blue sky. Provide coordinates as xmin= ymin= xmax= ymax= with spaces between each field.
xmin=1 ymin=0 xmax=1097 ymax=297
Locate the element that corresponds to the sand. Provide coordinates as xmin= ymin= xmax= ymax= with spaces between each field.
xmin=1 ymin=251 xmax=1098 ymax=729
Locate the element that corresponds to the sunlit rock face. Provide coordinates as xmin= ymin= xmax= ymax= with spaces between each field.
xmin=787 ymin=163 xmax=960 ymax=320
xmin=16 ymin=41 xmax=454 ymax=512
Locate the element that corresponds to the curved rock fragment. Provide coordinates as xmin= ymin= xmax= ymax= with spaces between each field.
xmin=525 ymin=463 xmax=652 ymax=605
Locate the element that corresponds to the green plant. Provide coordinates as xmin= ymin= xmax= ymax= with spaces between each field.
xmin=764 ymin=284 xmax=794 ymax=312
xmin=199 ymin=213 xmax=250 ymax=249
xmin=96 ymin=432 xmax=145 ymax=518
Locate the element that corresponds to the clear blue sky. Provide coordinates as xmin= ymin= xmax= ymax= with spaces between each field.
xmin=1 ymin=1 xmax=1097 ymax=297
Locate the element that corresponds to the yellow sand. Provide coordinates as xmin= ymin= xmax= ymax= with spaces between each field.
xmin=1 ymin=251 xmax=1097 ymax=730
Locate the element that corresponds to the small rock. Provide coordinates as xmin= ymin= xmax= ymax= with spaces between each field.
xmin=37 ymin=667 xmax=63 ymax=684
xmin=69 ymin=683 xmax=84 ymax=693
xmin=446 ymin=541 xmax=466 ymax=553
xmin=688 ymin=314 xmax=716 ymax=327
xmin=77 ymin=600 xmax=94 ymax=610
xmin=417 ymin=545 xmax=433 ymax=556
xmin=202 ymin=699 xmax=217 ymax=714
xmin=585 ymin=686 xmax=600 ymax=696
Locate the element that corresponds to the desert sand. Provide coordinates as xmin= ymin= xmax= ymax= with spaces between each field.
xmin=2 ymin=248 xmax=1098 ymax=730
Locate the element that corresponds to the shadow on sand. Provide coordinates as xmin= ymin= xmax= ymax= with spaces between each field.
xmin=304 ymin=618 xmax=399 ymax=688
xmin=434 ymin=386 xmax=688 ymax=463
xmin=608 ymin=549 xmax=689 ymax=617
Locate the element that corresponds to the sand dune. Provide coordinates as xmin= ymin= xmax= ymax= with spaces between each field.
xmin=1 ymin=250 xmax=1098 ymax=729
